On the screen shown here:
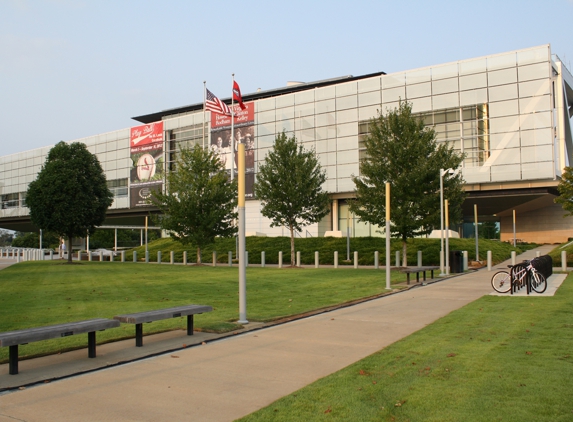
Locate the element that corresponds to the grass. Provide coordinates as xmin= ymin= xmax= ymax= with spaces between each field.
xmin=124 ymin=236 xmax=532 ymax=266
xmin=237 ymin=274 xmax=573 ymax=422
xmin=0 ymin=261 xmax=405 ymax=363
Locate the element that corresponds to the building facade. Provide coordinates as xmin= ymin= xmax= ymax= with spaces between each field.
xmin=1 ymin=44 xmax=572 ymax=243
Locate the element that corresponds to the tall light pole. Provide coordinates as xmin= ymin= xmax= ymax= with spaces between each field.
xmin=385 ymin=182 xmax=391 ymax=290
xmin=440 ymin=168 xmax=459 ymax=276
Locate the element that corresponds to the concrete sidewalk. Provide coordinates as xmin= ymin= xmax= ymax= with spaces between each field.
xmin=0 ymin=246 xmax=564 ymax=421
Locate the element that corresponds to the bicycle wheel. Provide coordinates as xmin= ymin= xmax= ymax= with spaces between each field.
xmin=531 ymin=272 xmax=547 ymax=294
xmin=491 ymin=271 xmax=511 ymax=293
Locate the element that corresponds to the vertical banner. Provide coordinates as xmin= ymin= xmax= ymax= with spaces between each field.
xmin=129 ymin=122 xmax=164 ymax=208
xmin=210 ymin=102 xmax=255 ymax=198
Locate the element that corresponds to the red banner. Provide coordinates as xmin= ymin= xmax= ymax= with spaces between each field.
xmin=130 ymin=122 xmax=164 ymax=153
xmin=211 ymin=103 xmax=254 ymax=129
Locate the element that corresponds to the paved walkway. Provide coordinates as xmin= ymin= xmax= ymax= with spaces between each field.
xmin=0 ymin=246 xmax=564 ymax=421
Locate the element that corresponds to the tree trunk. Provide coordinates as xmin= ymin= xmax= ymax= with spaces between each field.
xmin=402 ymin=239 xmax=407 ymax=267
xmin=289 ymin=225 xmax=295 ymax=267
xmin=67 ymin=236 xmax=72 ymax=264
xmin=196 ymin=246 xmax=201 ymax=264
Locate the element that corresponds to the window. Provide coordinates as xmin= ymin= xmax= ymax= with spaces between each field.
xmin=107 ymin=179 xmax=128 ymax=197
xmin=168 ymin=123 xmax=208 ymax=171
xmin=1 ymin=193 xmax=21 ymax=209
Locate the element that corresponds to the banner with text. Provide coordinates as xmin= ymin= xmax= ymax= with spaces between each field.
xmin=129 ymin=122 xmax=164 ymax=208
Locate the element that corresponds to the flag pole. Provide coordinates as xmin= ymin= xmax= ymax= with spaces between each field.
xmin=230 ymin=74 xmax=235 ymax=181
xmin=202 ymin=81 xmax=206 ymax=150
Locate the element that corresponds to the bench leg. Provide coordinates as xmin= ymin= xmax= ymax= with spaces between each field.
xmin=88 ymin=331 xmax=96 ymax=358
xmin=9 ymin=345 xmax=18 ymax=375
xmin=416 ymin=272 xmax=420 ymax=283
xmin=431 ymin=270 xmax=434 ymax=279
xmin=187 ymin=315 xmax=194 ymax=336
xmin=136 ymin=323 xmax=143 ymax=347
xmin=423 ymin=271 xmax=427 ymax=281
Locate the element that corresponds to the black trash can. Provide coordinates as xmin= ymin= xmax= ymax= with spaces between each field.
xmin=449 ymin=250 xmax=463 ymax=273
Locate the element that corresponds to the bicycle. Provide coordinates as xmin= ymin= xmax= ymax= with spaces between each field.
xmin=490 ymin=260 xmax=547 ymax=294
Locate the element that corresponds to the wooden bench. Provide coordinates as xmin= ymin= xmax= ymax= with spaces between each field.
xmin=0 ymin=318 xmax=120 ymax=375
xmin=400 ymin=266 xmax=440 ymax=284
xmin=114 ymin=304 xmax=213 ymax=347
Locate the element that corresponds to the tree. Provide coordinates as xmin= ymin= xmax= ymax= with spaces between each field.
xmin=350 ymin=101 xmax=465 ymax=265
xmin=0 ymin=229 xmax=13 ymax=247
xmin=12 ymin=231 xmax=60 ymax=249
xmin=555 ymin=166 xmax=573 ymax=216
xmin=151 ymin=145 xmax=237 ymax=264
xmin=26 ymin=142 xmax=113 ymax=263
xmin=254 ymin=131 xmax=330 ymax=267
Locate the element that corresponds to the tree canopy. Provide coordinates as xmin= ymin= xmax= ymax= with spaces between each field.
xmin=151 ymin=145 xmax=237 ymax=264
xmin=26 ymin=141 xmax=113 ymax=262
xmin=350 ymin=101 xmax=465 ymax=265
xmin=254 ymin=131 xmax=330 ymax=266
xmin=555 ymin=166 xmax=573 ymax=216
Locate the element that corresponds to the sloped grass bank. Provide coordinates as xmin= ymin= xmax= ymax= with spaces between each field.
xmin=239 ymin=274 xmax=573 ymax=422
xmin=0 ymin=261 xmax=403 ymax=363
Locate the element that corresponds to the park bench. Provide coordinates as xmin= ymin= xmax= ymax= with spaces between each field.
xmin=0 ymin=318 xmax=120 ymax=375
xmin=400 ymin=266 xmax=440 ymax=285
xmin=113 ymin=304 xmax=213 ymax=347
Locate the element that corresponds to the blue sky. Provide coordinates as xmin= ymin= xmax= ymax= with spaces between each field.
xmin=1 ymin=0 xmax=572 ymax=157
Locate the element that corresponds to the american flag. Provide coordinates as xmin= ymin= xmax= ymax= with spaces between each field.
xmin=205 ymin=88 xmax=231 ymax=116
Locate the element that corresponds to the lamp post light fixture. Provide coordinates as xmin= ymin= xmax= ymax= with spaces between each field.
xmin=439 ymin=168 xmax=459 ymax=276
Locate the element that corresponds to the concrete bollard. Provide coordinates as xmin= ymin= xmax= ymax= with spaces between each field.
xmin=261 ymin=251 xmax=265 ymax=268
xmin=511 ymin=251 xmax=516 ymax=265
xmin=133 ymin=251 xmax=138 ymax=262
xmin=374 ymin=251 xmax=379 ymax=269
xmin=334 ymin=251 xmax=338 ymax=269
xmin=354 ymin=251 xmax=358 ymax=269
xmin=395 ymin=251 xmax=400 ymax=268
xmin=212 ymin=251 xmax=217 ymax=267
xmin=315 ymin=251 xmax=319 ymax=268
xmin=417 ymin=251 xmax=422 ymax=267
xmin=536 ymin=251 xmax=540 ymax=257
xmin=228 ymin=251 xmax=232 ymax=267
xmin=487 ymin=251 xmax=492 ymax=271
xmin=562 ymin=251 xmax=567 ymax=272
xmin=296 ymin=251 xmax=301 ymax=267
xmin=145 ymin=251 xmax=149 ymax=263
xmin=278 ymin=251 xmax=283 ymax=269
xmin=183 ymin=251 xmax=187 ymax=265
xmin=171 ymin=251 xmax=174 ymax=265
xmin=463 ymin=251 xmax=468 ymax=271
xmin=157 ymin=251 xmax=162 ymax=264
xmin=99 ymin=251 xmax=103 ymax=262
xmin=17 ymin=251 xmax=21 ymax=263
xmin=121 ymin=251 xmax=125 ymax=262
xmin=50 ymin=250 xmax=54 ymax=260
xmin=89 ymin=250 xmax=92 ymax=261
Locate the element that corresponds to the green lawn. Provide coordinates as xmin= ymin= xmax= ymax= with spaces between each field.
xmin=238 ymin=274 xmax=573 ymax=422
xmin=0 ymin=261 xmax=404 ymax=363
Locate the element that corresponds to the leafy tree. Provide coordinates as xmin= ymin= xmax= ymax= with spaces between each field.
xmin=152 ymin=145 xmax=237 ymax=264
xmin=254 ymin=131 xmax=330 ymax=267
xmin=0 ymin=229 xmax=13 ymax=247
xmin=88 ymin=228 xmax=161 ymax=249
xmin=12 ymin=231 xmax=60 ymax=249
xmin=26 ymin=142 xmax=113 ymax=263
xmin=350 ymin=101 xmax=465 ymax=265
xmin=555 ymin=166 xmax=573 ymax=215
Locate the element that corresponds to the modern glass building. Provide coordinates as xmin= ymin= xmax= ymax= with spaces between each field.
xmin=1 ymin=44 xmax=572 ymax=243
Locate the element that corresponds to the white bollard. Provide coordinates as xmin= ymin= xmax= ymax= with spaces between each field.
xmin=354 ymin=251 xmax=358 ymax=269
xmin=334 ymin=251 xmax=338 ymax=268
xmin=99 ymin=251 xmax=103 ymax=262
xmin=145 ymin=251 xmax=149 ymax=263
xmin=417 ymin=251 xmax=422 ymax=267
xmin=171 ymin=251 xmax=174 ymax=264
xmin=89 ymin=250 xmax=92 ymax=261
xmin=183 ymin=251 xmax=188 ymax=265
xmin=374 ymin=251 xmax=379 ymax=269
xmin=315 ymin=251 xmax=319 ymax=268
xmin=121 ymin=251 xmax=125 ymax=262
xmin=228 ymin=251 xmax=232 ymax=267
xmin=395 ymin=251 xmax=400 ymax=267
xmin=50 ymin=250 xmax=54 ymax=260
xmin=17 ymin=251 xmax=21 ymax=263
xmin=246 ymin=251 xmax=249 ymax=267
xmin=278 ymin=251 xmax=283 ymax=269
xmin=212 ymin=251 xmax=217 ymax=267
xmin=487 ymin=251 xmax=492 ymax=271
xmin=562 ymin=251 xmax=567 ymax=272
xmin=157 ymin=251 xmax=161 ymax=264
xmin=296 ymin=251 xmax=301 ymax=267
xmin=511 ymin=251 xmax=516 ymax=265
xmin=463 ymin=251 xmax=468 ymax=271
xmin=261 ymin=251 xmax=265 ymax=268
xmin=536 ymin=251 xmax=540 ymax=257
xmin=133 ymin=251 xmax=137 ymax=262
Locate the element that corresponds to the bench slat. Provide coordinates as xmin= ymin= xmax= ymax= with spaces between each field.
xmin=114 ymin=305 xmax=213 ymax=324
xmin=0 ymin=319 xmax=120 ymax=347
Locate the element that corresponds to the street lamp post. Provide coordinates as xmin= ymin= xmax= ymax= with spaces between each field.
xmin=440 ymin=168 xmax=459 ymax=276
